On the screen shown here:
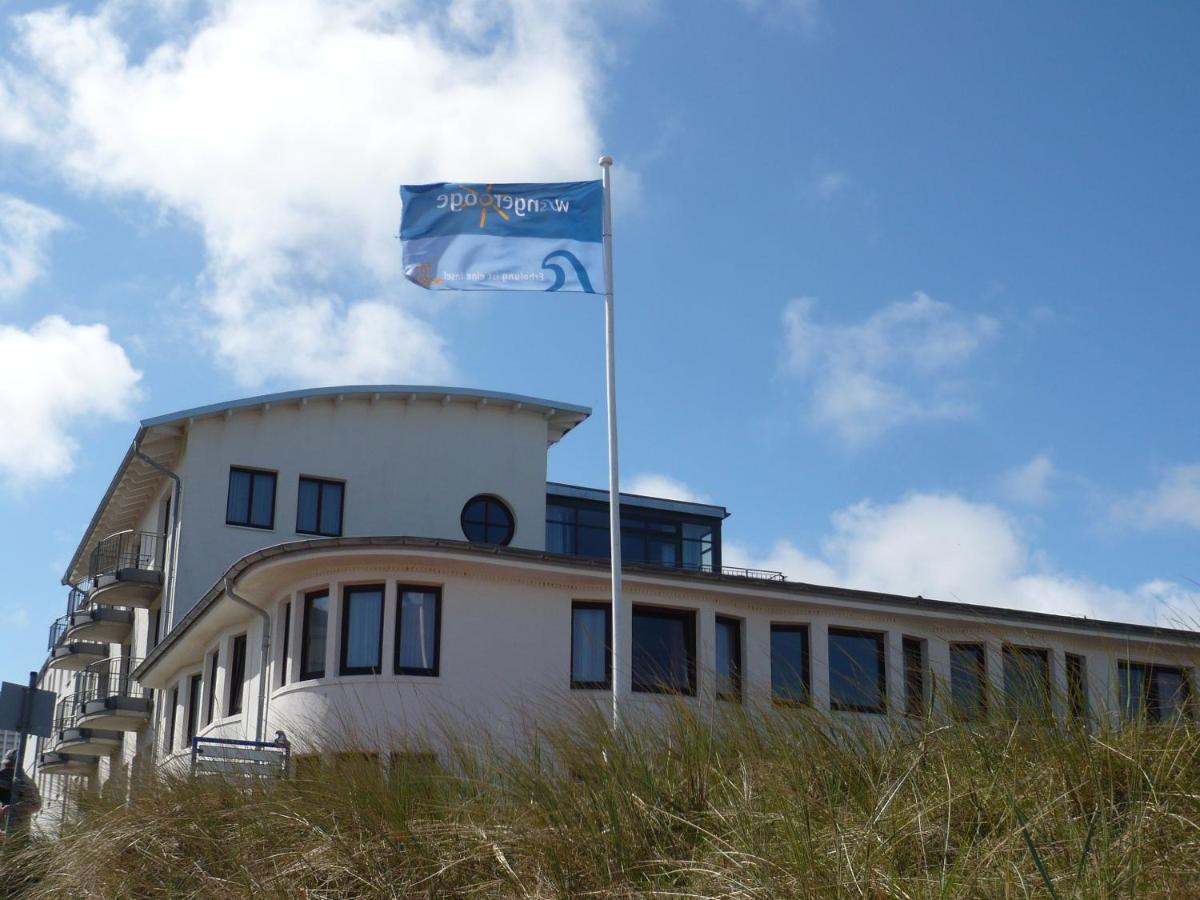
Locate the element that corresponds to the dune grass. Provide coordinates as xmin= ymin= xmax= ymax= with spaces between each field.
xmin=5 ymin=700 xmax=1200 ymax=898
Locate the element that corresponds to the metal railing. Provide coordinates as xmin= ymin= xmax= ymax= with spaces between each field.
xmin=88 ymin=530 xmax=164 ymax=582
xmin=52 ymin=696 xmax=78 ymax=734
xmin=76 ymin=656 xmax=147 ymax=706
xmin=66 ymin=586 xmax=90 ymax=615
xmin=48 ymin=615 xmax=70 ymax=651
xmin=627 ymin=559 xmax=786 ymax=581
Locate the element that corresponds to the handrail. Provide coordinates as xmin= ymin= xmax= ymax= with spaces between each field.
xmin=48 ymin=615 xmax=70 ymax=651
xmin=52 ymin=696 xmax=78 ymax=733
xmin=626 ymin=559 xmax=786 ymax=581
xmin=77 ymin=656 xmax=147 ymax=705
xmin=88 ymin=530 xmax=165 ymax=582
xmin=66 ymin=586 xmax=90 ymax=615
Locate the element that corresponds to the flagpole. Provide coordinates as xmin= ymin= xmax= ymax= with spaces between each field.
xmin=598 ymin=155 xmax=622 ymax=729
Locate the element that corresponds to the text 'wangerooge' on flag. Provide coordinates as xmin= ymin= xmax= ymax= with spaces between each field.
xmin=399 ymin=181 xmax=604 ymax=294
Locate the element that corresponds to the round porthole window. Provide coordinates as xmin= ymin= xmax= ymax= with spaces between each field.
xmin=461 ymin=495 xmax=515 ymax=546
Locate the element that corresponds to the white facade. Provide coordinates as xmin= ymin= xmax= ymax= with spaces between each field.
xmin=29 ymin=385 xmax=1200 ymax=830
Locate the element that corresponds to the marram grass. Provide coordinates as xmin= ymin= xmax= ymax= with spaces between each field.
xmin=5 ymin=700 xmax=1200 ymax=898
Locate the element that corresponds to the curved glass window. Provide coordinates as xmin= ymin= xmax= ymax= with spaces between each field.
xmin=461 ymin=495 xmax=515 ymax=545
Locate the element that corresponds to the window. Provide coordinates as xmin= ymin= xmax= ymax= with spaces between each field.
xmin=300 ymin=590 xmax=329 ymax=680
xmin=631 ymin=605 xmax=696 ymax=695
xmin=461 ymin=495 xmax=515 ymax=545
xmin=205 ymin=649 xmax=220 ymax=724
xmin=903 ymin=636 xmax=926 ymax=718
xmin=150 ymin=607 xmax=162 ymax=650
xmin=771 ymin=624 xmax=810 ymax=705
xmin=340 ymin=585 xmax=384 ymax=676
xmin=279 ymin=601 xmax=291 ymax=687
xmin=545 ymin=498 xmax=722 ymax=572
xmin=546 ymin=503 xmax=609 ymax=557
xmin=950 ymin=643 xmax=987 ymax=719
xmin=226 ymin=467 xmax=276 ymax=529
xmin=571 ymin=602 xmax=611 ymax=689
xmin=186 ymin=673 xmax=201 ymax=744
xmin=1003 ymin=645 xmax=1051 ymax=719
xmin=395 ymin=586 xmax=441 ymax=676
xmin=1119 ymin=661 xmax=1192 ymax=723
xmin=1066 ymin=653 xmax=1087 ymax=725
xmin=715 ymin=616 xmax=742 ymax=702
xmin=828 ymin=628 xmax=887 ymax=714
xmin=164 ymin=686 xmax=178 ymax=753
xmin=297 ymin=476 xmax=344 ymax=536
xmin=229 ymin=634 xmax=248 ymax=715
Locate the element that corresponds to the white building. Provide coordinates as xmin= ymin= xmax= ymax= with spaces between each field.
xmin=28 ymin=386 xmax=1200 ymax=826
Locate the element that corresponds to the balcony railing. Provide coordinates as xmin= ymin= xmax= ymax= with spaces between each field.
xmin=66 ymin=586 xmax=90 ymax=615
xmin=88 ymin=530 xmax=164 ymax=583
xmin=48 ymin=615 xmax=70 ymax=651
xmin=76 ymin=656 xmax=147 ymax=706
xmin=625 ymin=559 xmax=786 ymax=581
xmin=52 ymin=696 xmax=78 ymax=734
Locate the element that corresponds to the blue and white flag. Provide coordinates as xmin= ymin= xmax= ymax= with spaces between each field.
xmin=400 ymin=181 xmax=604 ymax=293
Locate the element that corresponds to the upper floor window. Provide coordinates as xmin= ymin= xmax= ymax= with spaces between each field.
xmin=300 ymin=590 xmax=330 ymax=680
xmin=340 ymin=585 xmax=384 ymax=676
xmin=279 ymin=601 xmax=291 ymax=688
xmin=461 ymin=495 xmax=514 ymax=545
xmin=164 ymin=686 xmax=178 ymax=753
xmin=715 ymin=615 xmax=742 ymax=702
xmin=770 ymin=623 xmax=810 ymax=706
xmin=226 ymin=467 xmax=276 ymax=529
xmin=631 ymin=605 xmax=696 ymax=695
xmin=546 ymin=503 xmax=609 ymax=557
xmin=205 ymin=648 xmax=220 ymax=725
xmin=1119 ymin=661 xmax=1192 ymax=723
xmin=228 ymin=634 xmax=248 ymax=715
xmin=297 ymin=476 xmax=344 ymax=537
xmin=395 ymin=586 xmax=441 ymax=676
xmin=570 ymin=601 xmax=610 ymax=689
xmin=1003 ymin=645 xmax=1051 ymax=719
xmin=545 ymin=497 xmax=721 ymax=572
xmin=950 ymin=643 xmax=987 ymax=719
xmin=828 ymin=628 xmax=887 ymax=714
xmin=186 ymin=673 xmax=202 ymax=744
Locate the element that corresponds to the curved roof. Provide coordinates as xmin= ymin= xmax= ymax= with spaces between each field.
xmin=62 ymin=386 xmax=591 ymax=585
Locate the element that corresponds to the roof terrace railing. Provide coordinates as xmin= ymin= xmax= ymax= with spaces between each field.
xmin=88 ymin=530 xmax=165 ymax=583
xmin=627 ymin=559 xmax=786 ymax=581
xmin=48 ymin=615 xmax=70 ymax=651
xmin=77 ymin=657 xmax=147 ymax=706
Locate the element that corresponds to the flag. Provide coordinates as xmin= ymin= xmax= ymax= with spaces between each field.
xmin=400 ymin=181 xmax=604 ymax=293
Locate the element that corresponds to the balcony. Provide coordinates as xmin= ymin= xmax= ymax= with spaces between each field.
xmin=37 ymin=731 xmax=96 ymax=776
xmin=47 ymin=616 xmax=108 ymax=671
xmin=48 ymin=698 xmax=122 ymax=758
xmin=66 ymin=588 xmax=133 ymax=645
xmin=87 ymin=530 xmax=165 ymax=609
xmin=75 ymin=657 xmax=151 ymax=732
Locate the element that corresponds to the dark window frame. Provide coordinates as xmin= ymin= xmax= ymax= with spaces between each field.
xmin=631 ymin=604 xmax=697 ymax=696
xmin=460 ymin=495 xmax=516 ymax=546
xmin=1119 ymin=660 xmax=1193 ymax=723
xmin=300 ymin=589 xmax=330 ymax=681
xmin=1066 ymin=652 xmax=1087 ymax=725
xmin=226 ymin=466 xmax=277 ymax=529
xmin=205 ymin=648 xmax=220 ymax=724
xmin=903 ymin=636 xmax=926 ymax=718
xmin=279 ymin=601 xmax=291 ymax=687
xmin=296 ymin=475 xmax=345 ymax=537
xmin=1002 ymin=644 xmax=1052 ymax=719
xmin=394 ymin=584 xmax=442 ymax=677
xmin=770 ymin=623 xmax=811 ymax=706
xmin=186 ymin=673 xmax=202 ymax=745
xmin=950 ymin=642 xmax=988 ymax=720
xmin=715 ymin=615 xmax=743 ymax=702
xmin=164 ymin=686 xmax=178 ymax=753
xmin=228 ymin=634 xmax=248 ymax=715
xmin=570 ymin=600 xmax=612 ymax=690
xmin=828 ymin=627 xmax=888 ymax=715
xmin=339 ymin=584 xmax=386 ymax=676
xmin=150 ymin=606 xmax=162 ymax=650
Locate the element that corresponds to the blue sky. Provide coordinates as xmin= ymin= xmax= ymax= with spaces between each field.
xmin=1 ymin=0 xmax=1198 ymax=682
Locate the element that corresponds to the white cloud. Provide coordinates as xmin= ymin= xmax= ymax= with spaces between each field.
xmin=0 ymin=0 xmax=606 ymax=386
xmin=1001 ymin=453 xmax=1055 ymax=506
xmin=0 ymin=195 xmax=64 ymax=301
xmin=0 ymin=315 xmax=141 ymax=485
xmin=782 ymin=293 xmax=999 ymax=444
xmin=626 ymin=473 xmax=709 ymax=504
xmin=1113 ymin=464 xmax=1200 ymax=531
xmin=726 ymin=492 xmax=1198 ymax=627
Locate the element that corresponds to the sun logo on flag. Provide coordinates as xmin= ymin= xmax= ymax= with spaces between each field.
xmin=456 ymin=184 xmax=510 ymax=229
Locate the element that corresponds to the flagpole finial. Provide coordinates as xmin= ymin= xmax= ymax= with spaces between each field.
xmin=598 ymin=155 xmax=613 ymax=167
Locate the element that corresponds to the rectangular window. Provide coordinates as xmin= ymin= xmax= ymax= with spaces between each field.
xmin=903 ymin=636 xmax=926 ymax=718
xmin=770 ymin=624 xmax=810 ymax=705
xmin=1119 ymin=661 xmax=1192 ymax=723
xmin=631 ymin=605 xmax=696 ymax=695
xmin=570 ymin=601 xmax=611 ymax=689
xmin=279 ymin=601 xmax=291 ymax=687
xmin=950 ymin=643 xmax=988 ymax=719
xmin=186 ymin=673 xmax=201 ymax=745
xmin=226 ymin=466 xmax=276 ymax=529
xmin=228 ymin=634 xmax=248 ymax=715
xmin=300 ymin=590 xmax=330 ymax=680
xmin=1066 ymin=653 xmax=1087 ymax=725
xmin=828 ymin=628 xmax=887 ymax=714
xmin=205 ymin=649 xmax=220 ymax=724
xmin=297 ymin=476 xmax=344 ymax=537
xmin=164 ymin=686 xmax=178 ymax=753
xmin=150 ymin=607 xmax=162 ymax=649
xmin=395 ymin=586 xmax=441 ymax=676
xmin=340 ymin=585 xmax=384 ymax=675
xmin=1003 ymin=645 xmax=1051 ymax=719
xmin=715 ymin=615 xmax=742 ymax=702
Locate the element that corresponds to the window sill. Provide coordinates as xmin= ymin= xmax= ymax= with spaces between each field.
xmin=225 ymin=523 xmax=275 ymax=534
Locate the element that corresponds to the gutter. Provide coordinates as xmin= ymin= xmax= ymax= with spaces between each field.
xmin=224 ymin=575 xmax=271 ymax=744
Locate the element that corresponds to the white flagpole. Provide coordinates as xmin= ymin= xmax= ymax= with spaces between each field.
xmin=598 ymin=155 xmax=622 ymax=729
